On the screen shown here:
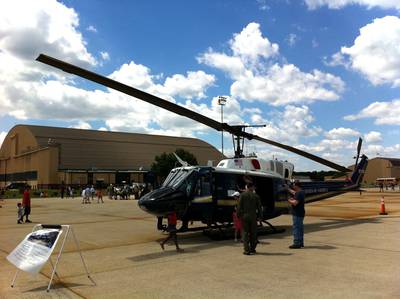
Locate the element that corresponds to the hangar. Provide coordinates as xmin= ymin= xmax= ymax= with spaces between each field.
xmin=0 ymin=125 xmax=223 ymax=189
xmin=362 ymin=157 xmax=400 ymax=185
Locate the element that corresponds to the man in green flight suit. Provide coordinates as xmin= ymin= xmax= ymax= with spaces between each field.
xmin=237 ymin=182 xmax=262 ymax=255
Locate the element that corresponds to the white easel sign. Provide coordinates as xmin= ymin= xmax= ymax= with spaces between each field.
xmin=7 ymin=228 xmax=62 ymax=274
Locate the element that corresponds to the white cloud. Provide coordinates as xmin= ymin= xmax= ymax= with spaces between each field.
xmin=256 ymin=0 xmax=270 ymax=11
xmin=324 ymin=52 xmax=349 ymax=68
xmin=251 ymin=105 xmax=322 ymax=144
xmin=163 ymin=71 xmax=215 ymax=99
xmin=337 ymin=16 xmax=400 ymax=87
xmin=109 ymin=61 xmax=155 ymax=90
xmin=198 ymin=51 xmax=247 ymax=79
xmin=0 ymin=0 xmax=218 ymax=140
xmin=230 ymin=64 xmax=344 ymax=106
xmin=364 ymin=131 xmax=382 ymax=143
xmin=320 ymin=138 xmax=356 ymax=151
xmin=231 ymin=23 xmax=279 ymax=62
xmin=286 ymin=33 xmax=299 ymax=47
xmin=0 ymin=0 xmax=97 ymax=67
xmin=100 ymin=51 xmax=110 ymax=61
xmin=305 ymin=0 xmax=400 ymax=10
xmin=344 ymin=99 xmax=400 ymax=125
xmin=364 ymin=143 xmax=400 ymax=158
xmin=86 ymin=25 xmax=97 ymax=33
xmin=0 ymin=131 xmax=6 ymax=148
xmin=198 ymin=22 xmax=345 ymax=106
xmin=325 ymin=127 xmax=360 ymax=139
xmin=69 ymin=121 xmax=92 ymax=130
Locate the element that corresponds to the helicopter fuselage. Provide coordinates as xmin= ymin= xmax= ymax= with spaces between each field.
xmin=138 ymin=155 xmax=368 ymax=228
xmin=138 ymin=158 xmax=291 ymax=225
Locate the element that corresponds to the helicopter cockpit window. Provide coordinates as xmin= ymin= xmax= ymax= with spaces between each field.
xmin=162 ymin=168 xmax=193 ymax=189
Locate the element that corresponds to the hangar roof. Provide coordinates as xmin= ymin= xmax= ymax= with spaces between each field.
xmin=0 ymin=125 xmax=224 ymax=170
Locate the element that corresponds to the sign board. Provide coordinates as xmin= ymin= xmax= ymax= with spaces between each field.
xmin=7 ymin=228 xmax=62 ymax=274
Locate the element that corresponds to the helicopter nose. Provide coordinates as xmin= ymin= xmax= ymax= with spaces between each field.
xmin=138 ymin=195 xmax=156 ymax=213
xmin=138 ymin=190 xmax=170 ymax=216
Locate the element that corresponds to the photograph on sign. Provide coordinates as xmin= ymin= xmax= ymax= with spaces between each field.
xmin=7 ymin=229 xmax=63 ymax=274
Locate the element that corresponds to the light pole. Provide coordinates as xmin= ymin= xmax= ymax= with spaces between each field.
xmin=218 ymin=96 xmax=227 ymax=156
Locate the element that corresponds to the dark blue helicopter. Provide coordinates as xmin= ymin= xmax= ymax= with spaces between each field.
xmin=36 ymin=54 xmax=369 ymax=232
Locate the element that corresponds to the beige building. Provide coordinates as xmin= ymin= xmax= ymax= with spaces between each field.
xmin=0 ymin=125 xmax=224 ymax=189
xmin=362 ymin=157 xmax=400 ymax=185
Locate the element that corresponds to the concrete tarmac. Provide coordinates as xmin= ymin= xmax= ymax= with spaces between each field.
xmin=0 ymin=190 xmax=399 ymax=299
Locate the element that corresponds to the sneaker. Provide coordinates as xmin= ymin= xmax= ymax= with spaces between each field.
xmin=243 ymin=251 xmax=251 ymax=255
xmin=289 ymin=244 xmax=301 ymax=249
xmin=17 ymin=220 xmax=22 ymax=224
xmin=250 ymin=250 xmax=256 ymax=254
xmin=25 ymin=220 xmax=32 ymax=223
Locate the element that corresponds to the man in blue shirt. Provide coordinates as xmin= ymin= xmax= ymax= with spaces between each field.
xmin=288 ymin=181 xmax=305 ymax=249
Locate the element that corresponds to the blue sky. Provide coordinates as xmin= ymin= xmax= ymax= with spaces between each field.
xmin=1 ymin=0 xmax=400 ymax=171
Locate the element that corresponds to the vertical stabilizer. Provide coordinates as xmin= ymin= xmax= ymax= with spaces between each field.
xmin=350 ymin=154 xmax=368 ymax=186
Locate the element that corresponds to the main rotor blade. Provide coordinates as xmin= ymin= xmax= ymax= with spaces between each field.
xmin=36 ymin=54 xmax=225 ymax=132
xmin=250 ymin=135 xmax=351 ymax=172
xmin=36 ymin=54 xmax=351 ymax=172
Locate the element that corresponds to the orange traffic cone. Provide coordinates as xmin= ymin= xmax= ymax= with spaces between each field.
xmin=380 ymin=196 xmax=388 ymax=215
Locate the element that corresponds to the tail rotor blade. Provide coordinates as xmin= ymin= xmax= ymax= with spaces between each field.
xmin=355 ymin=137 xmax=362 ymax=167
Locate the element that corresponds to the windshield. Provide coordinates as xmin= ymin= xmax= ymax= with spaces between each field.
xmin=162 ymin=168 xmax=193 ymax=188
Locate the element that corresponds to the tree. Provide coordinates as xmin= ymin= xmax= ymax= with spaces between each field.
xmin=151 ymin=148 xmax=198 ymax=179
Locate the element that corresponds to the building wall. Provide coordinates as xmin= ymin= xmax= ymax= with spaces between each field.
xmin=362 ymin=158 xmax=399 ymax=185
xmin=1 ymin=125 xmax=224 ymax=188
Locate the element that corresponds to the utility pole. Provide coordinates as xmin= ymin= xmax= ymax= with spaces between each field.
xmin=218 ymin=96 xmax=227 ymax=156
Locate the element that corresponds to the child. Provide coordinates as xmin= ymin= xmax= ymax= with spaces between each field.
xmin=232 ymin=192 xmax=242 ymax=242
xmin=160 ymin=210 xmax=183 ymax=252
xmin=97 ymin=188 xmax=104 ymax=203
xmin=17 ymin=203 xmax=24 ymax=224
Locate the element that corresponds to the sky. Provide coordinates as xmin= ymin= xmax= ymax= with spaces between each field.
xmin=0 ymin=0 xmax=400 ymax=171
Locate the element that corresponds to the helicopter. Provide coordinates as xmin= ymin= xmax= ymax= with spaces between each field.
xmin=36 ymin=54 xmax=369 ymax=233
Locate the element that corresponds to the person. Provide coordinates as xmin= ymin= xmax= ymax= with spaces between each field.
xmin=287 ymin=181 xmax=305 ymax=249
xmin=237 ymin=183 xmax=262 ymax=255
xmin=85 ymin=186 xmax=91 ymax=204
xmin=379 ymin=183 xmax=384 ymax=192
xmin=160 ymin=210 xmax=183 ymax=252
xmin=90 ymin=185 xmax=95 ymax=201
xmin=232 ymin=191 xmax=242 ymax=242
xmin=60 ymin=184 xmax=65 ymax=199
xmin=17 ymin=203 xmax=24 ymax=224
xmin=97 ymin=188 xmax=104 ymax=203
xmin=66 ymin=186 xmax=71 ymax=198
xmin=232 ymin=206 xmax=242 ymax=242
xmin=22 ymin=186 xmax=32 ymax=223
xmin=0 ymin=188 xmax=4 ymax=208
xmin=81 ymin=188 xmax=86 ymax=204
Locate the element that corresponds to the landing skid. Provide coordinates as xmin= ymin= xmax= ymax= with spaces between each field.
xmin=259 ymin=220 xmax=285 ymax=234
xmin=203 ymin=221 xmax=285 ymax=240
